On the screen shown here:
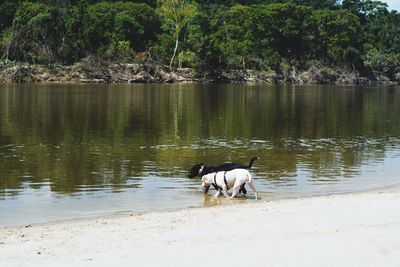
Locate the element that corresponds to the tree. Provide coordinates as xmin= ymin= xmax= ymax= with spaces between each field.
xmin=83 ymin=2 xmax=159 ymax=55
xmin=4 ymin=2 xmax=69 ymax=64
xmin=291 ymin=0 xmax=338 ymax=9
xmin=212 ymin=4 xmax=260 ymax=69
xmin=157 ymin=0 xmax=196 ymax=69
xmin=342 ymin=0 xmax=388 ymax=21
xmin=1 ymin=0 xmax=399 ymax=77
xmin=114 ymin=3 xmax=160 ymax=52
xmin=0 ymin=1 xmax=19 ymax=31
xmin=211 ymin=3 xmax=313 ymax=70
xmin=310 ymin=8 xmax=364 ymax=66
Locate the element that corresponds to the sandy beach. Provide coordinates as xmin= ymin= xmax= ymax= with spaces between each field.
xmin=1 ymin=188 xmax=400 ymax=267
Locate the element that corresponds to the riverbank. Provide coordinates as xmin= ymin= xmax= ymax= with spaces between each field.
xmin=1 ymin=188 xmax=399 ymax=267
xmin=1 ymin=59 xmax=399 ymax=85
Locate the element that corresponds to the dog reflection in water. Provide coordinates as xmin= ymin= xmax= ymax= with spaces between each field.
xmin=202 ymin=192 xmax=251 ymax=206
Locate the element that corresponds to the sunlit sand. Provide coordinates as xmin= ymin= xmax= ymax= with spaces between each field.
xmin=1 ymin=188 xmax=399 ymax=267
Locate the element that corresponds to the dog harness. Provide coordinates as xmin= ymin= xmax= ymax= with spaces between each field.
xmin=212 ymin=171 xmax=229 ymax=191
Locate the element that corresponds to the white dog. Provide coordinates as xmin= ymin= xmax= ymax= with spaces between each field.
xmin=201 ymin=169 xmax=258 ymax=200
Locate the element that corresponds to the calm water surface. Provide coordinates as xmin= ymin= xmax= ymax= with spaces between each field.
xmin=1 ymin=84 xmax=400 ymax=226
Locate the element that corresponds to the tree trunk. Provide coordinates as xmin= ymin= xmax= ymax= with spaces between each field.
xmin=169 ymin=35 xmax=179 ymax=69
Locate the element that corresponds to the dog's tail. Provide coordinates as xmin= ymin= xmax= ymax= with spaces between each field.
xmin=246 ymin=157 xmax=259 ymax=169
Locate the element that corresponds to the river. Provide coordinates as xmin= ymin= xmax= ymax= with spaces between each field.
xmin=1 ymin=83 xmax=399 ymax=226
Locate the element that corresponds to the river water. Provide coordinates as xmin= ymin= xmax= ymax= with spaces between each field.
xmin=1 ymin=83 xmax=399 ymax=226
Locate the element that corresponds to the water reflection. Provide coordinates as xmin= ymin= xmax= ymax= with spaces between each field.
xmin=0 ymin=84 xmax=400 ymax=224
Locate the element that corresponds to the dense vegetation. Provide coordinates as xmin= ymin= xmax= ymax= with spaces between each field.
xmin=0 ymin=0 xmax=399 ymax=78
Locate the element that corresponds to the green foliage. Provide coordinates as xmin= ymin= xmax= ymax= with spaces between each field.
xmin=58 ymin=6 xmax=85 ymax=63
xmin=5 ymin=2 xmax=52 ymax=63
xmin=103 ymin=41 xmax=136 ymax=61
xmin=0 ymin=1 xmax=19 ymax=30
xmin=151 ymin=32 xmax=175 ymax=63
xmin=367 ymin=9 xmax=400 ymax=53
xmin=156 ymin=0 xmax=196 ymax=68
xmin=177 ymin=50 xmax=197 ymax=68
xmin=363 ymin=46 xmax=400 ymax=77
xmin=84 ymin=2 xmax=159 ymax=54
xmin=310 ymin=9 xmax=363 ymax=65
xmin=208 ymin=3 xmax=313 ymax=69
xmin=0 ymin=0 xmax=399 ymax=77
xmin=157 ymin=0 xmax=196 ymax=37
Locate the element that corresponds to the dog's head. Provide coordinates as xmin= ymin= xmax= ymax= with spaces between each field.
xmin=187 ymin=163 xmax=204 ymax=178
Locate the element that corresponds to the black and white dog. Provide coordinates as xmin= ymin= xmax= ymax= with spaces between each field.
xmin=201 ymin=169 xmax=258 ymax=199
xmin=187 ymin=157 xmax=259 ymax=195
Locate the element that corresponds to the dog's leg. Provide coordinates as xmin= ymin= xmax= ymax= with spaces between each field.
xmin=204 ymin=186 xmax=210 ymax=194
xmin=230 ymin=187 xmax=239 ymax=199
xmin=230 ymin=179 xmax=244 ymax=199
xmin=248 ymin=180 xmax=258 ymax=200
xmin=222 ymin=187 xmax=230 ymax=198
xmin=239 ymin=184 xmax=247 ymax=195
xmin=214 ymin=189 xmax=221 ymax=198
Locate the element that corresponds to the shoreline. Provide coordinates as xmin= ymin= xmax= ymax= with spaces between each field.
xmin=1 ymin=188 xmax=400 ymax=266
xmin=2 ymin=183 xmax=399 ymax=229
xmin=1 ymin=61 xmax=399 ymax=85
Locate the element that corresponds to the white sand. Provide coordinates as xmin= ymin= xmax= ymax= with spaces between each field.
xmin=1 ymin=189 xmax=400 ymax=267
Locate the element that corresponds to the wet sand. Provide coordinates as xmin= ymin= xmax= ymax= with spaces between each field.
xmin=1 ymin=188 xmax=400 ymax=267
